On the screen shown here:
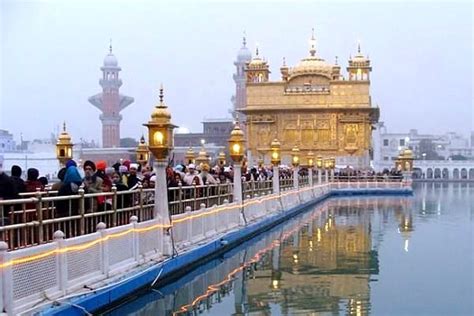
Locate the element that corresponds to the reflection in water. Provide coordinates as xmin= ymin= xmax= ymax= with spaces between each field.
xmin=104 ymin=183 xmax=473 ymax=316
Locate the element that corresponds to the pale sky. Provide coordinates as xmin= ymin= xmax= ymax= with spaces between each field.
xmin=1 ymin=0 xmax=472 ymax=144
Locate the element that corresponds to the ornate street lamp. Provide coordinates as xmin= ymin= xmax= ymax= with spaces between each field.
xmin=329 ymin=157 xmax=336 ymax=169
xmin=228 ymin=124 xmax=245 ymax=163
xmin=270 ymin=139 xmax=281 ymax=166
xmin=56 ymin=122 xmax=73 ymax=167
xmin=270 ymin=139 xmax=281 ymax=194
xmin=218 ymin=151 xmax=226 ymax=167
xmin=136 ymin=135 xmax=149 ymax=167
xmin=228 ymin=122 xmax=245 ymax=203
xmin=143 ymin=85 xmax=176 ymax=236
xmin=316 ymin=155 xmax=323 ymax=169
xmin=196 ymin=146 xmax=208 ymax=168
xmin=291 ymin=146 xmax=300 ymax=189
xmin=143 ymin=85 xmax=176 ymax=161
xmin=307 ymin=151 xmax=314 ymax=168
xmin=291 ymin=146 xmax=300 ymax=167
xmin=185 ymin=147 xmax=196 ymax=165
xmin=307 ymin=151 xmax=315 ymax=186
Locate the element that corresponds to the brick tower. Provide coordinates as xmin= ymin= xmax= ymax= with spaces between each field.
xmin=89 ymin=44 xmax=134 ymax=148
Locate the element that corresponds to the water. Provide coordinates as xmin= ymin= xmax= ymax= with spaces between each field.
xmin=104 ymin=183 xmax=473 ymax=315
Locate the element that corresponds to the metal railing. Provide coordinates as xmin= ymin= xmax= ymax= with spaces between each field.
xmin=279 ymin=176 xmax=294 ymax=191
xmin=298 ymin=175 xmax=310 ymax=187
xmin=168 ymin=182 xmax=234 ymax=215
xmin=243 ymin=179 xmax=273 ymax=200
xmin=0 ymin=186 xmax=154 ymax=251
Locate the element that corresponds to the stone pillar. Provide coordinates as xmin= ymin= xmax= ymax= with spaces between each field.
xmin=273 ymin=166 xmax=280 ymax=194
xmin=318 ymin=169 xmax=322 ymax=185
xmin=308 ymin=168 xmax=314 ymax=186
xmin=154 ymin=159 xmax=172 ymax=256
xmin=293 ymin=167 xmax=299 ymax=190
xmin=233 ymin=164 xmax=243 ymax=203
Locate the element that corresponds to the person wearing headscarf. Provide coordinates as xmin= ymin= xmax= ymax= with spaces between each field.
xmin=127 ymin=163 xmax=141 ymax=190
xmin=0 ymin=157 xmax=17 ymax=222
xmin=10 ymin=165 xmax=25 ymax=194
xmin=51 ymin=167 xmax=67 ymax=191
xmin=57 ymin=166 xmax=84 ymax=217
xmin=24 ymin=168 xmax=44 ymax=192
xmin=65 ymin=160 xmax=77 ymax=169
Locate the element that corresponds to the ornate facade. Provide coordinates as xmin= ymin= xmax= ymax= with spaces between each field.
xmin=89 ymin=44 xmax=134 ymax=148
xmin=240 ymin=31 xmax=379 ymax=167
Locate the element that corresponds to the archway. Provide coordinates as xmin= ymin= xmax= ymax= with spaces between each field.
xmin=434 ymin=168 xmax=441 ymax=179
xmin=442 ymin=168 xmax=449 ymax=179
xmin=469 ymin=169 xmax=474 ymax=180
xmin=412 ymin=168 xmax=422 ymax=179
xmin=427 ymin=168 xmax=433 ymax=179
xmin=461 ymin=168 xmax=468 ymax=179
xmin=453 ymin=169 xmax=460 ymax=179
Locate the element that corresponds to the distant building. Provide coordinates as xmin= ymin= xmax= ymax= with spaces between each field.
xmin=88 ymin=44 xmax=134 ymax=148
xmin=0 ymin=129 xmax=15 ymax=152
xmin=373 ymin=123 xmax=472 ymax=169
xmin=174 ymin=118 xmax=234 ymax=148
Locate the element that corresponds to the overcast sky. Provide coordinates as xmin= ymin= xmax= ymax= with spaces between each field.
xmin=1 ymin=0 xmax=472 ymax=144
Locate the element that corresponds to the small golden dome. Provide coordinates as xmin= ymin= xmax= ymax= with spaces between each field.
xmin=57 ymin=122 xmax=72 ymax=144
xmin=230 ymin=124 xmax=244 ymax=137
xmin=150 ymin=85 xmax=171 ymax=120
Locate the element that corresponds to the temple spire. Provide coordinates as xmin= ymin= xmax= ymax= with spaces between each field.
xmin=63 ymin=121 xmax=66 ymax=132
xmin=243 ymin=31 xmax=247 ymax=47
xmin=357 ymin=40 xmax=361 ymax=54
xmin=159 ymin=83 xmax=164 ymax=104
xmin=309 ymin=28 xmax=316 ymax=57
xmin=109 ymin=38 xmax=113 ymax=54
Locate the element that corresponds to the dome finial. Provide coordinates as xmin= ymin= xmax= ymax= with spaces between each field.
xmin=283 ymin=56 xmax=286 ymax=66
xmin=255 ymin=43 xmax=259 ymax=57
xmin=309 ymin=28 xmax=316 ymax=57
xmin=63 ymin=121 xmax=66 ymax=132
xmin=357 ymin=40 xmax=361 ymax=54
xmin=109 ymin=38 xmax=113 ymax=54
xmin=243 ymin=31 xmax=247 ymax=47
xmin=335 ymin=56 xmax=338 ymax=65
xmin=159 ymin=83 xmax=164 ymax=104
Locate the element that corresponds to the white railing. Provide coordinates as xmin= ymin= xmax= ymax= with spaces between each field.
xmin=0 ymin=179 xmax=410 ymax=315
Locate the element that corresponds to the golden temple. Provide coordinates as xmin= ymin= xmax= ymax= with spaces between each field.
xmin=240 ymin=30 xmax=379 ymax=168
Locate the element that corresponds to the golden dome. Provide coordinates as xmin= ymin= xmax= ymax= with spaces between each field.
xmin=290 ymin=56 xmax=334 ymax=79
xmin=57 ymin=122 xmax=72 ymax=145
xmin=289 ymin=30 xmax=334 ymax=80
xmin=230 ymin=123 xmax=244 ymax=137
xmin=247 ymin=46 xmax=267 ymax=68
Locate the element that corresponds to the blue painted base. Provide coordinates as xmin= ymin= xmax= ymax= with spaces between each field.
xmin=37 ymin=188 xmax=410 ymax=315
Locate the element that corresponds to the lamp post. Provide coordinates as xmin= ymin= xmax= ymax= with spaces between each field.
xmin=143 ymin=84 xmax=176 ymax=224
xmin=196 ymin=145 xmax=208 ymax=169
xmin=270 ymin=139 xmax=281 ymax=194
xmin=228 ymin=122 xmax=245 ymax=204
xmin=329 ymin=157 xmax=336 ymax=182
xmin=316 ymin=155 xmax=323 ymax=185
xmin=218 ymin=151 xmax=226 ymax=168
xmin=291 ymin=146 xmax=300 ymax=189
xmin=185 ymin=147 xmax=195 ymax=165
xmin=135 ymin=135 xmax=149 ymax=167
xmin=323 ymin=158 xmax=330 ymax=183
xmin=307 ymin=151 xmax=314 ymax=186
xmin=56 ymin=122 xmax=73 ymax=168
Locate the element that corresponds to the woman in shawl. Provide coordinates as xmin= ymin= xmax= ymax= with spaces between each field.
xmin=57 ymin=166 xmax=83 ymax=217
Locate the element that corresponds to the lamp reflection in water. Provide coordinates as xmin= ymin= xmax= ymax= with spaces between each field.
xmin=398 ymin=213 xmax=414 ymax=252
